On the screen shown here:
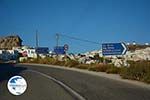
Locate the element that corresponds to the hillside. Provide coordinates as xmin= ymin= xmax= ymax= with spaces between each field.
xmin=127 ymin=45 xmax=150 ymax=51
xmin=0 ymin=35 xmax=22 ymax=49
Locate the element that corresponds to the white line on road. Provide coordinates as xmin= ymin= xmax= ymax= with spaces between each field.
xmin=26 ymin=69 xmax=86 ymax=100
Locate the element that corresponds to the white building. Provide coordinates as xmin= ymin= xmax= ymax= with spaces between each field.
xmin=13 ymin=46 xmax=37 ymax=58
xmin=25 ymin=49 xmax=37 ymax=58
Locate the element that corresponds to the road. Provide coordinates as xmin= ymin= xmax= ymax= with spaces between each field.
xmin=0 ymin=63 xmax=150 ymax=100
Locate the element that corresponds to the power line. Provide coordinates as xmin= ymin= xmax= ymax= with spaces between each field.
xmin=59 ymin=34 xmax=101 ymax=45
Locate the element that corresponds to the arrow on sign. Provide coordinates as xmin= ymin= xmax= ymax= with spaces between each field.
xmin=121 ymin=43 xmax=127 ymax=55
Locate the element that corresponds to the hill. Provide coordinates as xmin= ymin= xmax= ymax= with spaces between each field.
xmin=127 ymin=44 xmax=150 ymax=51
xmin=0 ymin=35 xmax=22 ymax=49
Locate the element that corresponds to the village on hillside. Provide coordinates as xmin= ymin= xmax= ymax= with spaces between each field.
xmin=0 ymin=35 xmax=150 ymax=67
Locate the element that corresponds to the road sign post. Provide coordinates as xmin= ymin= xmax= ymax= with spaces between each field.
xmin=54 ymin=44 xmax=69 ymax=55
xmin=64 ymin=44 xmax=69 ymax=51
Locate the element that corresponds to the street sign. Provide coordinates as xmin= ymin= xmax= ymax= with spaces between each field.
xmin=102 ymin=43 xmax=127 ymax=56
xmin=64 ymin=44 xmax=69 ymax=51
xmin=54 ymin=46 xmax=66 ymax=54
xmin=22 ymin=51 xmax=27 ymax=57
xmin=35 ymin=47 xmax=49 ymax=54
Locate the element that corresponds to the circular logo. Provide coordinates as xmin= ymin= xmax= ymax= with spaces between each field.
xmin=7 ymin=76 xmax=27 ymax=95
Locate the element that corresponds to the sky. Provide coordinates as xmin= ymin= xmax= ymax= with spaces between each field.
xmin=0 ymin=0 xmax=150 ymax=53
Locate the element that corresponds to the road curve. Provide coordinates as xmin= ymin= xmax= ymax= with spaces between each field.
xmin=0 ymin=63 xmax=150 ymax=100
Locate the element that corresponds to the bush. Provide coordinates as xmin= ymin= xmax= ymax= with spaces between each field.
xmin=65 ymin=60 xmax=79 ymax=67
xmin=76 ymin=64 xmax=89 ymax=69
xmin=88 ymin=64 xmax=121 ymax=73
xmin=120 ymin=61 xmax=150 ymax=83
xmin=50 ymin=59 xmax=64 ymax=66
xmin=143 ymin=73 xmax=150 ymax=83
xmin=106 ymin=66 xmax=121 ymax=74
xmin=88 ymin=64 xmax=109 ymax=72
xmin=99 ymin=57 xmax=104 ymax=63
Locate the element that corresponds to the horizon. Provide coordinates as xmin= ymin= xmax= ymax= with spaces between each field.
xmin=0 ymin=0 xmax=150 ymax=53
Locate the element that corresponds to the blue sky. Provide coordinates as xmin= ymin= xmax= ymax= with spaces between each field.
xmin=0 ymin=0 xmax=150 ymax=53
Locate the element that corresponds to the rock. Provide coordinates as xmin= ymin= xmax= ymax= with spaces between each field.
xmin=125 ymin=47 xmax=150 ymax=61
xmin=19 ymin=57 xmax=28 ymax=62
xmin=111 ymin=58 xmax=129 ymax=67
xmin=78 ymin=57 xmax=86 ymax=64
xmin=0 ymin=35 xmax=22 ymax=49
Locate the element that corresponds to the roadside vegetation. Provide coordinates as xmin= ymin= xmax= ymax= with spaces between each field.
xmin=120 ymin=61 xmax=150 ymax=83
xmin=21 ymin=57 xmax=150 ymax=84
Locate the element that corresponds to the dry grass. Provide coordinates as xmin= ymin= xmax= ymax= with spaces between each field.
xmin=120 ymin=61 xmax=150 ymax=83
xmin=21 ymin=57 xmax=150 ymax=83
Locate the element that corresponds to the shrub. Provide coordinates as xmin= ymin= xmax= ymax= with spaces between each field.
xmin=120 ymin=61 xmax=150 ymax=83
xmin=88 ymin=64 xmax=109 ymax=72
xmin=106 ymin=66 xmax=121 ymax=74
xmin=51 ymin=60 xmax=64 ymax=66
xmin=99 ymin=57 xmax=104 ymax=63
xmin=76 ymin=64 xmax=89 ymax=69
xmin=143 ymin=73 xmax=150 ymax=83
xmin=65 ymin=60 xmax=79 ymax=67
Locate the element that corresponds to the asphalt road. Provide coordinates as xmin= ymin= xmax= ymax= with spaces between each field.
xmin=0 ymin=63 xmax=150 ymax=100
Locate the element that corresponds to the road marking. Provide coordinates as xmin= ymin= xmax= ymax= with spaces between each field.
xmin=27 ymin=69 xmax=86 ymax=100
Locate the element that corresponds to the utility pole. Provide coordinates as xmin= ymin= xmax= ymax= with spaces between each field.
xmin=56 ymin=33 xmax=59 ymax=47
xmin=36 ymin=30 xmax=39 ymax=48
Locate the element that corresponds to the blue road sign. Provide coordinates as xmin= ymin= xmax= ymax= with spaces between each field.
xmin=102 ymin=43 xmax=127 ymax=56
xmin=35 ymin=47 xmax=49 ymax=54
xmin=54 ymin=46 xmax=66 ymax=54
